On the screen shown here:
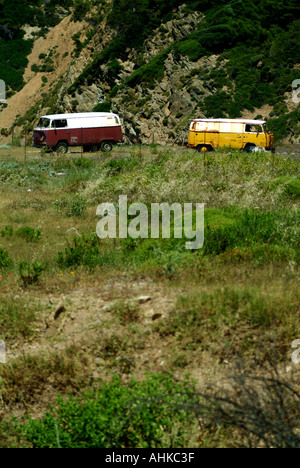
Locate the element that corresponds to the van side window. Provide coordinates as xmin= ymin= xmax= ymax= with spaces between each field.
xmin=52 ymin=119 xmax=68 ymax=128
xmin=245 ymin=124 xmax=263 ymax=133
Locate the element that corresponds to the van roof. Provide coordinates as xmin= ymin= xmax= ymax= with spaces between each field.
xmin=40 ymin=112 xmax=118 ymax=120
xmin=191 ymin=118 xmax=266 ymax=125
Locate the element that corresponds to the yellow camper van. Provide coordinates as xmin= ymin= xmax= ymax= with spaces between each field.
xmin=187 ymin=119 xmax=275 ymax=153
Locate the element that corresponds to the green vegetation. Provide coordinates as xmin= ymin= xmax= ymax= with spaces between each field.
xmin=67 ymin=0 xmax=300 ymax=129
xmin=10 ymin=374 xmax=197 ymax=448
xmin=125 ymin=48 xmax=172 ymax=88
xmin=15 ymin=227 xmax=42 ymax=243
xmin=0 ymin=0 xmax=74 ymax=94
xmin=0 ymin=297 xmax=39 ymax=343
xmin=18 ymin=261 xmax=45 ymax=286
xmin=1 ymin=0 xmax=300 ymax=446
xmin=0 ymin=248 xmax=13 ymax=270
xmin=0 ymin=146 xmax=299 ymax=448
xmin=2 ymin=0 xmax=298 ymax=136
xmin=267 ymin=110 xmax=300 ymax=142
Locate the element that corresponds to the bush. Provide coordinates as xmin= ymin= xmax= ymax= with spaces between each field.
xmin=0 ymin=226 xmax=13 ymax=238
xmin=202 ymin=208 xmax=299 ymax=261
xmin=125 ymin=48 xmax=171 ymax=88
xmin=54 ymin=195 xmax=87 ymax=218
xmin=0 ymin=248 xmax=13 ymax=270
xmin=57 ymin=234 xmax=101 ymax=270
xmin=267 ymin=110 xmax=300 ymax=142
xmin=16 ymin=227 xmax=41 ymax=243
xmin=18 ymin=261 xmax=44 ymax=286
xmin=13 ymin=374 xmax=197 ymax=448
xmin=72 ymin=0 xmax=90 ymax=22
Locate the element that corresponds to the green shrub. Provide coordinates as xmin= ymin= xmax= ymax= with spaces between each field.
xmin=72 ymin=0 xmax=90 ymax=22
xmin=57 ymin=234 xmax=101 ymax=270
xmin=16 ymin=227 xmax=41 ymax=243
xmin=54 ymin=195 xmax=87 ymax=218
xmin=65 ymin=195 xmax=87 ymax=217
xmin=72 ymin=158 xmax=93 ymax=169
xmin=267 ymin=110 xmax=300 ymax=142
xmin=13 ymin=373 xmax=197 ymax=448
xmin=0 ymin=226 xmax=13 ymax=238
xmin=265 ymin=176 xmax=300 ymax=200
xmin=18 ymin=261 xmax=44 ymax=286
xmin=0 ymin=248 xmax=13 ymax=270
xmin=93 ymin=102 xmax=112 ymax=113
xmin=125 ymin=48 xmax=171 ymax=88
xmin=202 ymin=209 xmax=299 ymax=261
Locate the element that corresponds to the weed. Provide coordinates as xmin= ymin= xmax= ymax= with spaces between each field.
xmin=113 ymin=300 xmax=140 ymax=325
xmin=16 ymin=227 xmax=41 ymax=243
xmin=202 ymin=208 xmax=299 ymax=263
xmin=155 ymin=287 xmax=300 ymax=359
xmin=54 ymin=195 xmax=87 ymax=218
xmin=0 ymin=226 xmax=13 ymax=238
xmin=0 ymin=350 xmax=90 ymax=410
xmin=0 ymin=248 xmax=13 ymax=270
xmin=0 ymin=297 xmax=38 ymax=343
xmin=18 ymin=261 xmax=44 ymax=286
xmin=57 ymin=234 xmax=101 ymax=270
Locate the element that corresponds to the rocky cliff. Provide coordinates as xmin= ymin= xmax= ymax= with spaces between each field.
xmin=0 ymin=1 xmax=299 ymax=146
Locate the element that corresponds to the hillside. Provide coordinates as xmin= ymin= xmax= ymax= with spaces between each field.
xmin=0 ymin=0 xmax=300 ymax=145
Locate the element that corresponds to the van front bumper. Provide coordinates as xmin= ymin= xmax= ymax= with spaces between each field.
xmin=33 ymin=141 xmax=48 ymax=148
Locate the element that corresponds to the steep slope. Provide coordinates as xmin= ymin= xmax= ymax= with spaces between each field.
xmin=0 ymin=14 xmax=89 ymax=144
xmin=0 ymin=0 xmax=299 ymax=145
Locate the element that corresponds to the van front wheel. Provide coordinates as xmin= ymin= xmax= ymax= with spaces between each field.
xmin=244 ymin=144 xmax=256 ymax=153
xmin=100 ymin=141 xmax=113 ymax=152
xmin=55 ymin=142 xmax=68 ymax=154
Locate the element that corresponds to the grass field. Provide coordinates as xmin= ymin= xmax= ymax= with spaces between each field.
xmin=0 ymin=144 xmax=299 ymax=448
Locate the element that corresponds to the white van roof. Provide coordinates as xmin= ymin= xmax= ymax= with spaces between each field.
xmin=40 ymin=112 xmax=118 ymax=120
xmin=191 ymin=118 xmax=266 ymax=125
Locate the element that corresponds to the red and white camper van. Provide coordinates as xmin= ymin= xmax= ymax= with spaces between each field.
xmin=33 ymin=112 xmax=123 ymax=153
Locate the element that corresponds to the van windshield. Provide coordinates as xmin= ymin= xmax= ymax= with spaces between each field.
xmin=38 ymin=118 xmax=50 ymax=128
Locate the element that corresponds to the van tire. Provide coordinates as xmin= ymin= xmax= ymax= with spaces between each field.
xmin=100 ymin=141 xmax=113 ymax=152
xmin=197 ymin=144 xmax=213 ymax=153
xmin=55 ymin=141 xmax=68 ymax=154
xmin=244 ymin=144 xmax=256 ymax=153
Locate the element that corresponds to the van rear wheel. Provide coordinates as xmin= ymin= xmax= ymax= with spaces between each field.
xmin=55 ymin=142 xmax=68 ymax=154
xmin=100 ymin=141 xmax=113 ymax=152
xmin=197 ymin=144 xmax=213 ymax=153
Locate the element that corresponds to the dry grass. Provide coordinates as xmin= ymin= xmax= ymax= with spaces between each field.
xmin=0 ymin=144 xmax=299 ymax=447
